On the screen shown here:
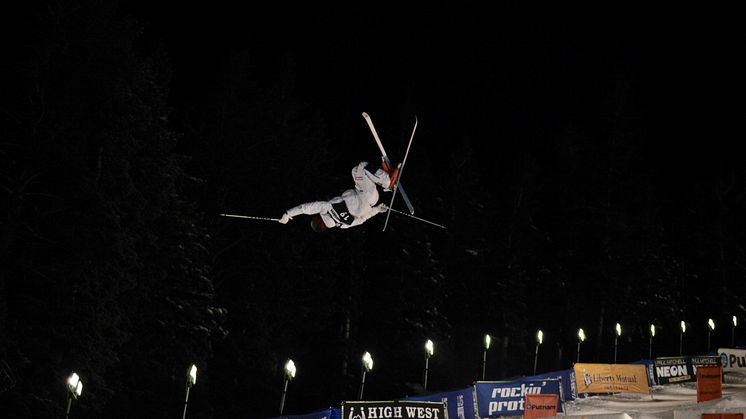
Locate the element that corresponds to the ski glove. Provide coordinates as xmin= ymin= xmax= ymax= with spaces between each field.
xmin=278 ymin=213 xmax=291 ymax=224
xmin=376 ymin=203 xmax=389 ymax=213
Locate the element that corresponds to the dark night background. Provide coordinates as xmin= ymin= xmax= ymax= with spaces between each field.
xmin=1 ymin=2 xmax=744 ymax=418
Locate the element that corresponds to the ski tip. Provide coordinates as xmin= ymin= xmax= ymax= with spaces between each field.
xmin=362 ymin=112 xmax=369 ymax=118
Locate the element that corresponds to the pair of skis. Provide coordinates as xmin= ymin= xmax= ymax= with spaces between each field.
xmin=222 ymin=112 xmax=446 ymax=230
xmin=361 ymin=112 xmax=416 ymax=232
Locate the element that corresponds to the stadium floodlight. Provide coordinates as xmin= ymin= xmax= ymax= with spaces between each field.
xmin=362 ymin=352 xmax=374 ymax=372
xmin=649 ymin=324 xmax=656 ymax=359
xmin=481 ymin=334 xmax=491 ymax=380
xmin=425 ymin=339 xmax=434 ymax=357
xmin=576 ymin=328 xmax=585 ymax=363
xmin=359 ymin=352 xmax=374 ymax=400
xmin=679 ymin=321 xmax=686 ymax=356
xmin=279 ymin=359 xmax=296 ymax=415
xmin=533 ymin=330 xmax=544 ymax=375
xmin=65 ymin=372 xmax=83 ymax=419
xmin=613 ymin=323 xmax=622 ymax=363
xmin=707 ymin=319 xmax=715 ymax=352
xmin=182 ymin=364 xmax=197 ymax=419
xmin=424 ymin=339 xmax=434 ymax=390
xmin=733 ymin=315 xmax=739 ymax=347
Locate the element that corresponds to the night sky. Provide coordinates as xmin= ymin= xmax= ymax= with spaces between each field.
xmin=1 ymin=2 xmax=745 ymax=418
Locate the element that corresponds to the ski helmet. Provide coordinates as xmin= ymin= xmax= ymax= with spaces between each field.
xmin=310 ymin=214 xmax=327 ymax=232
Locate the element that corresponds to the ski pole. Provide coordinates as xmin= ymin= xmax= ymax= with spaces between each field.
xmin=220 ymin=213 xmax=281 ymax=222
xmin=386 ymin=207 xmax=446 ymax=229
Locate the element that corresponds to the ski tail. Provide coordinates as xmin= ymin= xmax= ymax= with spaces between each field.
xmin=362 ymin=112 xmax=416 ymax=214
xmin=382 ymin=115 xmax=417 ymax=231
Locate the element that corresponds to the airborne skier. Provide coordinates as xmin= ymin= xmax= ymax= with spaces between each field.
xmin=222 ymin=112 xmax=444 ymax=230
xmin=277 ymin=160 xmax=399 ymax=232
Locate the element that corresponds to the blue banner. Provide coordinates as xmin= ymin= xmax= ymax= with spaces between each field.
xmin=524 ymin=369 xmax=575 ymax=401
xmin=475 ymin=379 xmax=561 ymax=417
xmin=404 ymin=387 xmax=476 ymax=419
xmin=266 ymin=407 xmax=341 ymax=419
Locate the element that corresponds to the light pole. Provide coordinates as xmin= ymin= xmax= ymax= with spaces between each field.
xmin=649 ymin=324 xmax=656 ymax=359
xmin=679 ymin=321 xmax=686 ymax=356
xmin=707 ymin=318 xmax=715 ymax=353
xmin=533 ymin=330 xmax=543 ymax=375
xmin=279 ymin=359 xmax=296 ymax=415
xmin=359 ymin=352 xmax=373 ymax=400
xmin=423 ymin=339 xmax=434 ymax=391
xmin=182 ymin=364 xmax=197 ymax=419
xmin=482 ymin=334 xmax=491 ymax=380
xmin=613 ymin=323 xmax=622 ymax=364
xmin=65 ymin=372 xmax=83 ymax=419
xmin=576 ymin=328 xmax=585 ymax=363
xmin=732 ymin=316 xmax=738 ymax=347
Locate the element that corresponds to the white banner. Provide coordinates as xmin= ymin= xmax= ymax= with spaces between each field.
xmin=718 ymin=348 xmax=746 ymax=372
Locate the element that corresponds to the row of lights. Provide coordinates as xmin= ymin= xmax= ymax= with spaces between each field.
xmin=279 ymin=341 xmax=432 ymax=415
xmin=61 ymin=317 xmax=740 ymax=417
xmin=64 ymin=364 xmax=200 ymax=419
xmin=279 ymin=317 xmax=739 ymax=414
xmin=571 ymin=316 xmax=737 ymax=365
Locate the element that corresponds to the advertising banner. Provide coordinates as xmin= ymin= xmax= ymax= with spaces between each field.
xmin=527 ymin=369 xmax=575 ymax=400
xmin=718 ymin=348 xmax=746 ymax=373
xmin=653 ymin=356 xmax=721 ymax=385
xmin=573 ymin=363 xmax=649 ymax=394
xmin=474 ymin=379 xmax=561 ymax=417
xmin=342 ymin=401 xmax=446 ymax=419
xmin=404 ymin=386 xmax=476 ymax=419
xmin=267 ymin=407 xmax=341 ymax=419
xmin=696 ymin=366 xmax=723 ymax=402
xmin=523 ymin=394 xmax=559 ymax=419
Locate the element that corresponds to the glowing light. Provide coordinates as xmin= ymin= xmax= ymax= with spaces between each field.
xmin=577 ymin=328 xmax=586 ymax=342
xmin=484 ymin=334 xmax=491 ymax=350
xmin=285 ymin=359 xmax=296 ymax=379
xmin=67 ymin=372 xmax=83 ymax=398
xmin=425 ymin=339 xmax=434 ymax=357
xmin=537 ymin=330 xmax=544 ymax=345
xmin=188 ymin=364 xmax=197 ymax=386
xmin=615 ymin=323 xmax=622 ymax=337
xmin=681 ymin=321 xmax=686 ymax=333
xmin=650 ymin=324 xmax=656 ymax=337
xmin=708 ymin=318 xmax=715 ymax=331
xmin=362 ymin=352 xmax=373 ymax=372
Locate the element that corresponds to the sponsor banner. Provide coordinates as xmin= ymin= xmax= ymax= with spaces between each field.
xmin=474 ymin=379 xmax=561 ymax=417
xmin=629 ymin=359 xmax=656 ymax=388
xmin=267 ymin=407 xmax=341 ymax=419
xmin=523 ymin=394 xmax=559 ymax=419
xmin=653 ymin=356 xmax=721 ymax=385
xmin=404 ymin=386 xmax=476 ymax=419
xmin=718 ymin=348 xmax=746 ymax=372
xmin=342 ymin=401 xmax=446 ymax=419
xmin=526 ymin=369 xmax=575 ymax=400
xmin=573 ymin=363 xmax=650 ymax=394
xmin=697 ymin=366 xmax=723 ymax=402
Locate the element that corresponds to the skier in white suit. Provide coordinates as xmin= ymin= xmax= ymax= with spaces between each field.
xmin=278 ymin=160 xmax=399 ymax=232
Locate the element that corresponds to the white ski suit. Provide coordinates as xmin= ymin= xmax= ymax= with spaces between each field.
xmin=282 ymin=162 xmax=392 ymax=229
